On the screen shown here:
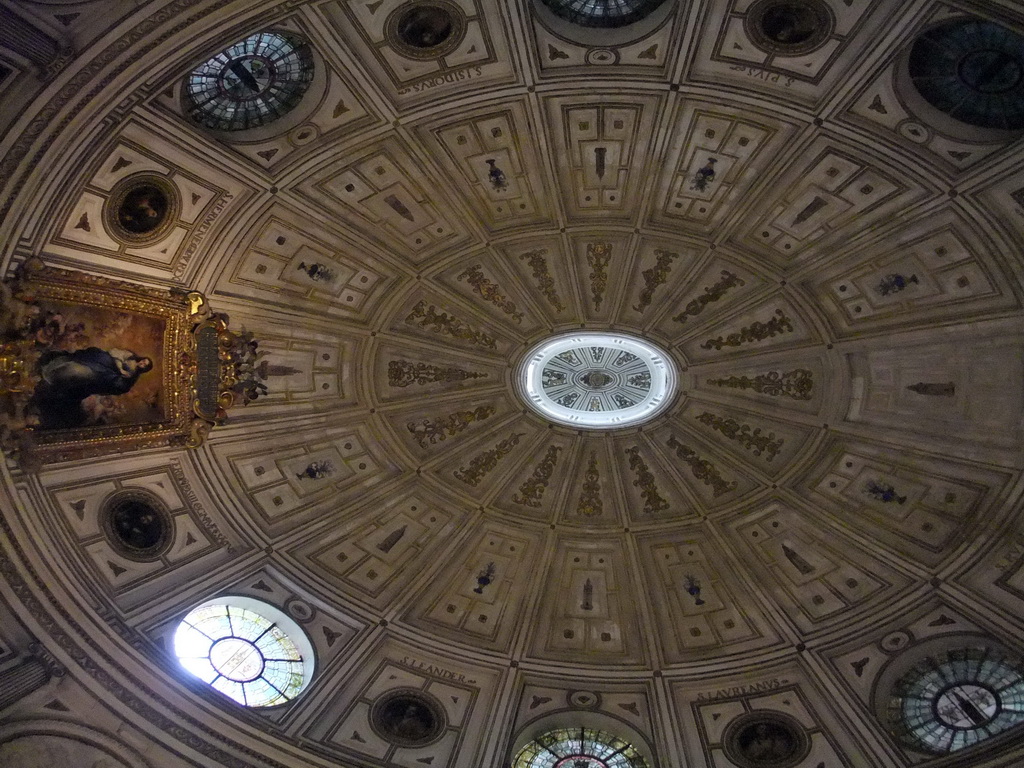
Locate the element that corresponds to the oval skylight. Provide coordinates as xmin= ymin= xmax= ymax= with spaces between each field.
xmin=517 ymin=332 xmax=676 ymax=429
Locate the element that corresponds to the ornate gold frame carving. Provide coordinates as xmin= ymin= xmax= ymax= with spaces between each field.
xmin=0 ymin=260 xmax=260 ymax=468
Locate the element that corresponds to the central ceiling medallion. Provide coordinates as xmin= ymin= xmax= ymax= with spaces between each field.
xmin=518 ymin=332 xmax=676 ymax=429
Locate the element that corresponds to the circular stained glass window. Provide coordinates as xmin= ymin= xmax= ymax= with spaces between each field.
xmin=887 ymin=647 xmax=1024 ymax=754
xmin=518 ymin=332 xmax=676 ymax=429
xmin=513 ymin=728 xmax=651 ymax=768
xmin=104 ymin=173 xmax=180 ymax=246
xmin=537 ymin=0 xmax=669 ymax=29
xmin=370 ymin=689 xmax=448 ymax=746
xmin=174 ymin=599 xmax=313 ymax=707
xmin=908 ymin=19 xmax=1024 ymax=131
xmin=184 ymin=31 xmax=314 ymax=131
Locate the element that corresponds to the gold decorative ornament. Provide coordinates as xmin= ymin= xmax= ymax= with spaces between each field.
xmin=633 ymin=249 xmax=678 ymax=313
xmin=0 ymin=260 xmax=264 ymax=469
xmin=624 ymin=445 xmax=669 ymax=513
xmin=513 ymin=445 xmax=562 ymax=507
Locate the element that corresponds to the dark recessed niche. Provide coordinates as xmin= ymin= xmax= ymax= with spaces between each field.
xmin=184 ymin=31 xmax=314 ymax=132
xmin=386 ymin=1 xmax=467 ymax=59
xmin=103 ymin=173 xmax=180 ymax=246
xmin=101 ymin=491 xmax=173 ymax=561
xmin=369 ymin=689 xmax=447 ymax=747
xmin=537 ymin=0 xmax=669 ymax=29
xmin=908 ymin=19 xmax=1024 ymax=131
xmin=744 ymin=0 xmax=834 ymax=56
xmin=723 ymin=710 xmax=810 ymax=768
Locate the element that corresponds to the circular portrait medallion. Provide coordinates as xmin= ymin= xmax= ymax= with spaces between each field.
xmin=370 ymin=689 xmax=447 ymax=747
xmin=885 ymin=646 xmax=1024 ymax=755
xmin=183 ymin=31 xmax=315 ymax=132
xmin=386 ymin=1 xmax=467 ymax=60
xmin=101 ymin=490 xmax=173 ymax=561
xmin=744 ymin=0 xmax=835 ymax=56
xmin=104 ymin=174 xmax=180 ymax=246
xmin=723 ymin=711 xmax=810 ymax=768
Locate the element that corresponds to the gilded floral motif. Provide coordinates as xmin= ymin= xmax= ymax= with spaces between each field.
xmin=624 ymin=446 xmax=669 ymax=513
xmin=518 ymin=248 xmax=565 ymax=312
xmin=672 ymin=270 xmax=745 ymax=324
xmin=633 ymin=249 xmax=678 ymax=313
xmin=586 ymin=242 xmax=612 ymax=310
xmin=407 ymin=406 xmax=494 ymax=448
xmin=707 ymin=369 xmax=813 ymax=400
xmin=576 ymin=453 xmax=603 ymax=517
xmin=700 ymin=309 xmax=793 ymax=350
xmin=696 ymin=411 xmax=783 ymax=461
xmin=405 ymin=300 xmax=497 ymax=349
xmin=512 ymin=445 xmax=561 ymax=507
xmin=454 ymin=432 xmax=524 ymax=486
xmin=666 ymin=435 xmax=736 ymax=497
xmin=457 ymin=265 xmax=524 ymax=323
xmin=387 ymin=360 xmax=488 ymax=388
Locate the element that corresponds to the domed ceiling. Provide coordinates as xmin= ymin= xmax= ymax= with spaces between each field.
xmin=1 ymin=1 xmax=1024 ymax=767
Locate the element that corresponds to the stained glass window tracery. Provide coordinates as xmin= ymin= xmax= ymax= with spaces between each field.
xmin=174 ymin=602 xmax=309 ymax=707
xmin=537 ymin=0 xmax=669 ymax=29
xmin=908 ymin=19 xmax=1024 ymax=131
xmin=184 ymin=31 xmax=314 ymax=131
xmin=518 ymin=333 xmax=676 ymax=429
xmin=887 ymin=647 xmax=1024 ymax=754
xmin=512 ymin=728 xmax=651 ymax=768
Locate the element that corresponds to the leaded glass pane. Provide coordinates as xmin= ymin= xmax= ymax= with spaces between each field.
xmin=174 ymin=601 xmax=309 ymax=707
xmin=184 ymin=31 xmax=314 ymax=131
xmin=513 ymin=728 xmax=650 ymax=768
xmin=538 ymin=0 xmax=669 ymax=28
xmin=889 ymin=647 xmax=1024 ymax=755
xmin=178 ymin=656 xmax=218 ymax=684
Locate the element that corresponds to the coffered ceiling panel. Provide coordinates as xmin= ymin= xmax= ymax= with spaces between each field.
xmin=2 ymin=0 xmax=1024 ymax=766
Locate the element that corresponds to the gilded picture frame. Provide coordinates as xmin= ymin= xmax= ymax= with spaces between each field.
xmin=0 ymin=259 xmax=205 ymax=468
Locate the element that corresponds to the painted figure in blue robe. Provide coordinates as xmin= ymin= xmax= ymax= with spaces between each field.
xmin=690 ymin=157 xmax=717 ymax=192
xmin=29 ymin=347 xmax=153 ymax=429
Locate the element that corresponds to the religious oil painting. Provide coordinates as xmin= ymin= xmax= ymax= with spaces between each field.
xmin=398 ymin=6 xmax=454 ymax=49
xmin=370 ymin=689 xmax=446 ymax=747
xmin=387 ymin=1 xmax=466 ymax=59
xmin=0 ymin=259 xmax=239 ymax=468
xmin=116 ymin=181 xmax=171 ymax=234
xmin=102 ymin=490 xmax=173 ymax=561
xmin=724 ymin=711 xmax=809 ymax=768
xmin=24 ymin=301 xmax=165 ymax=430
xmin=105 ymin=173 xmax=180 ymax=245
